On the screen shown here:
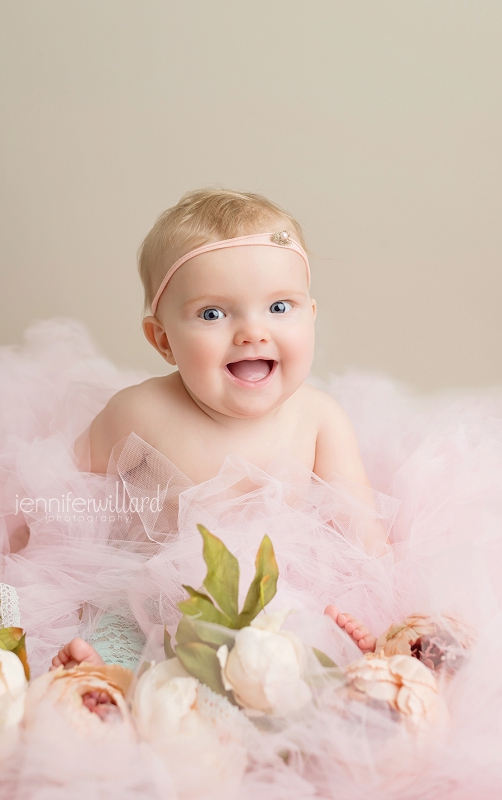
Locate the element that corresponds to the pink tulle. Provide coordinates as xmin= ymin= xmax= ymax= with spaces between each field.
xmin=2 ymin=319 xmax=502 ymax=798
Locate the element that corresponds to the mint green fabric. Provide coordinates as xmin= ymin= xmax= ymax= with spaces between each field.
xmin=89 ymin=613 xmax=146 ymax=670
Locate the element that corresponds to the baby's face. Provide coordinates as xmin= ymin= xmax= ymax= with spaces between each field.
xmin=150 ymin=244 xmax=316 ymax=419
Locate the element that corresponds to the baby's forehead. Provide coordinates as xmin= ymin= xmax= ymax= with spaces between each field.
xmin=173 ymin=245 xmax=309 ymax=291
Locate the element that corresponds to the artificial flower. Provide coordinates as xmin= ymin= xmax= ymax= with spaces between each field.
xmin=133 ymin=658 xmax=248 ymax=800
xmin=0 ymin=649 xmax=28 ymax=731
xmin=133 ymin=656 xmax=194 ymax=740
xmin=345 ymin=652 xmax=439 ymax=724
xmin=23 ymin=663 xmax=135 ymax=739
xmin=376 ymin=614 xmax=475 ymax=675
xmin=217 ymin=609 xmax=312 ymax=716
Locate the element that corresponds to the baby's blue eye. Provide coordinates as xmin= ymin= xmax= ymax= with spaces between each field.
xmin=270 ymin=301 xmax=292 ymax=314
xmin=201 ymin=308 xmax=225 ymax=321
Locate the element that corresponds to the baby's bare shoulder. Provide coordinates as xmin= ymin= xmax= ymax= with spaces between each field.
xmin=300 ymin=384 xmax=370 ymax=485
xmin=101 ymin=376 xmax=174 ymax=422
xmin=88 ymin=375 xmax=178 ymax=472
xmin=297 ymin=383 xmax=351 ymax=431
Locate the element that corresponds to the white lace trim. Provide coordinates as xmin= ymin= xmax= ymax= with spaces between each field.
xmin=0 ymin=583 xmax=21 ymax=628
xmin=196 ymin=683 xmax=258 ymax=746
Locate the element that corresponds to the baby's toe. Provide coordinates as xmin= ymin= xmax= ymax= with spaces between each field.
xmin=343 ymin=618 xmax=362 ymax=635
xmin=324 ymin=605 xmax=341 ymax=624
xmin=358 ymin=633 xmax=377 ymax=652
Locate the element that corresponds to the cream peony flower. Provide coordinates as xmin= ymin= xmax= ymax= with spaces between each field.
xmin=0 ymin=649 xmax=28 ymax=730
xmin=133 ymin=658 xmax=248 ymax=800
xmin=375 ymin=614 xmax=476 ymax=675
xmin=345 ymin=652 xmax=439 ymax=724
xmin=217 ymin=609 xmax=312 ymax=716
xmin=23 ymin=663 xmax=135 ymax=739
xmin=133 ymin=657 xmax=195 ymax=740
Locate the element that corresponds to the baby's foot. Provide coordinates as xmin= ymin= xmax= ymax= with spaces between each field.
xmin=50 ymin=637 xmax=105 ymax=671
xmin=324 ymin=605 xmax=377 ymax=653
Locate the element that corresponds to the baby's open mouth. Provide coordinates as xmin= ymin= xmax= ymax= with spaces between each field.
xmin=226 ymin=359 xmax=275 ymax=382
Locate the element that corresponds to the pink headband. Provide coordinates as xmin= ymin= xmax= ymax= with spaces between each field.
xmin=150 ymin=230 xmax=311 ymax=315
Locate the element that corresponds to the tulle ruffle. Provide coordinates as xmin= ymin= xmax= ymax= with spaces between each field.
xmin=1 ymin=319 xmax=502 ymax=798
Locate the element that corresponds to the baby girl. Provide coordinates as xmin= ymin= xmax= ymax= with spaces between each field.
xmin=52 ymin=188 xmax=380 ymax=670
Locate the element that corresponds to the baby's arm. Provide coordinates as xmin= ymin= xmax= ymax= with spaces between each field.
xmin=312 ymin=392 xmax=388 ymax=552
xmin=51 ymin=638 xmax=104 ymax=670
xmin=87 ymin=382 xmax=156 ymax=474
xmin=88 ymin=390 xmax=135 ymax=474
xmin=313 ymin=395 xmax=371 ymax=487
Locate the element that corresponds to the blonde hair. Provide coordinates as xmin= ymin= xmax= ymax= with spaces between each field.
xmin=138 ymin=188 xmax=306 ymax=311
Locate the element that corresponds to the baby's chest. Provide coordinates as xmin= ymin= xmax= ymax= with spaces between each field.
xmin=152 ymin=415 xmax=318 ymax=483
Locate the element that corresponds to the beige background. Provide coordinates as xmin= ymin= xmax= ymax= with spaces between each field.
xmin=1 ymin=1 xmax=501 ymax=391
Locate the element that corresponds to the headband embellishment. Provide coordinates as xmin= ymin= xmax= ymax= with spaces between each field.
xmin=272 ymin=230 xmax=293 ymax=246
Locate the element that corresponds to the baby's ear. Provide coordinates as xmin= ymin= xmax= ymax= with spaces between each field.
xmin=142 ymin=316 xmax=177 ymax=365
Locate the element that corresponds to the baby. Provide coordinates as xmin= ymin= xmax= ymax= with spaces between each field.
xmin=89 ymin=189 xmax=372 ymax=488
xmin=53 ymin=188 xmax=381 ymax=671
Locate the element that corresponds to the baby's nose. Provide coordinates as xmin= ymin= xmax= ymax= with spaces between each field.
xmin=233 ymin=317 xmax=271 ymax=346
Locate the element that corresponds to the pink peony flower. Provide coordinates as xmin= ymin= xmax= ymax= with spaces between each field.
xmin=23 ymin=663 xmax=135 ymax=740
xmin=344 ymin=652 xmax=440 ymax=725
xmin=375 ymin=614 xmax=476 ymax=675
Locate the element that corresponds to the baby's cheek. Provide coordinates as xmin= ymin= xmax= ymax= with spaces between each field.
xmin=284 ymin=329 xmax=314 ymax=369
xmin=196 ymin=346 xmax=220 ymax=375
xmin=177 ymin=338 xmax=214 ymax=373
xmin=176 ymin=343 xmax=221 ymax=395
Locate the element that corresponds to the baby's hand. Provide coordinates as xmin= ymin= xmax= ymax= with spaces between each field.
xmin=50 ymin=637 xmax=105 ymax=671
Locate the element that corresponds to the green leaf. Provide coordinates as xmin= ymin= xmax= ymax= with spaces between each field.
xmin=0 ymin=627 xmax=23 ymax=651
xmin=136 ymin=661 xmax=153 ymax=681
xmin=14 ymin=635 xmax=30 ymax=681
xmin=175 ymin=614 xmax=235 ymax=649
xmin=238 ymin=535 xmax=278 ymax=627
xmin=178 ymin=595 xmax=234 ymax=628
xmin=182 ymin=585 xmax=214 ymax=604
xmin=175 ymin=642 xmax=234 ymax=701
xmin=164 ymin=626 xmax=176 ymax=659
xmin=198 ymin=525 xmax=240 ymax=622
xmin=175 ymin=616 xmax=204 ymax=646
xmin=313 ymin=647 xmax=338 ymax=669
xmin=0 ymin=628 xmax=30 ymax=680
xmin=190 ymin=619 xmax=235 ymax=649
